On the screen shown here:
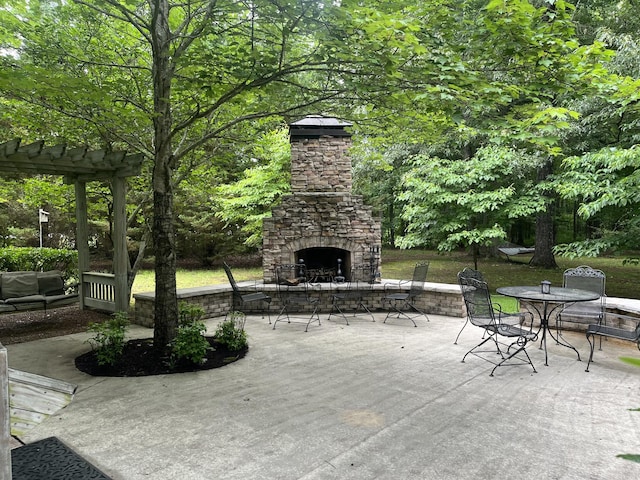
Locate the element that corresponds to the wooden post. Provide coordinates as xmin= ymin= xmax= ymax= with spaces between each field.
xmin=112 ymin=176 xmax=129 ymax=312
xmin=74 ymin=180 xmax=90 ymax=310
xmin=0 ymin=343 xmax=11 ymax=480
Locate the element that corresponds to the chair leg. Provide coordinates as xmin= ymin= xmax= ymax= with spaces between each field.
xmin=273 ymin=304 xmax=290 ymax=330
xmin=274 ymin=302 xmax=320 ymax=332
xmin=305 ymin=305 xmax=321 ymax=332
xmin=383 ymin=299 xmax=418 ymax=327
xmin=585 ymin=333 xmax=595 ymax=372
xmin=490 ymin=344 xmax=537 ymax=377
xmin=264 ymin=301 xmax=271 ymax=324
xmin=462 ymin=334 xmax=501 ymax=364
xmin=357 ymin=301 xmax=375 ymax=322
xmin=328 ymin=299 xmax=350 ymax=325
xmin=454 ymin=318 xmax=470 ymax=345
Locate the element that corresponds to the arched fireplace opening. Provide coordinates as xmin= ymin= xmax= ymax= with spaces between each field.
xmin=296 ymin=247 xmax=350 ymax=282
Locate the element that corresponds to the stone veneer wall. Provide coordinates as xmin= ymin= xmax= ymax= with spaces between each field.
xmin=262 ymin=193 xmax=381 ymax=283
xmin=290 ymin=137 xmax=352 ymax=192
xmin=133 ymin=281 xmax=466 ymax=327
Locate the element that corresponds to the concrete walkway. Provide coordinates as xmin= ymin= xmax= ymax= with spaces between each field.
xmin=5 ymin=312 xmax=640 ymax=479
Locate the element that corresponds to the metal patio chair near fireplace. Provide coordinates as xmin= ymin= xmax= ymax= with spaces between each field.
xmin=328 ymin=264 xmax=375 ymax=325
xmin=459 ymin=275 xmax=537 ymax=376
xmin=223 ymin=262 xmax=272 ymax=323
xmin=382 ymin=262 xmax=430 ymax=327
xmin=274 ymin=263 xmax=321 ymax=332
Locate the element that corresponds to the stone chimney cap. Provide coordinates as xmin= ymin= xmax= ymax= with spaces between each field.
xmin=290 ymin=115 xmax=352 ymax=138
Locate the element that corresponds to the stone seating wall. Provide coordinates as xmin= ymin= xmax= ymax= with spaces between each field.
xmin=133 ymin=281 xmax=466 ymax=328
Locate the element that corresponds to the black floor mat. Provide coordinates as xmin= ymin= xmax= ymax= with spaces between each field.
xmin=11 ymin=436 xmax=112 ymax=480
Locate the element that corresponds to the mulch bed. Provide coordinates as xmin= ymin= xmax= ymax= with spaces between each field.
xmin=75 ymin=337 xmax=248 ymax=377
xmin=1 ymin=305 xmax=248 ymax=377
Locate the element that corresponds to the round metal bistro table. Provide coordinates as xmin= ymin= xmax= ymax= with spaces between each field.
xmin=496 ymin=286 xmax=601 ymax=366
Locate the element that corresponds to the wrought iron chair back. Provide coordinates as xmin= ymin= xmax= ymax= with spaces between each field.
xmin=559 ymin=265 xmax=606 ymax=330
xmin=455 ymin=268 xmax=486 ymax=344
xmin=382 ymin=262 xmax=429 ymax=327
xmin=563 ymin=265 xmax=606 ymax=296
xmin=458 ymin=275 xmax=495 ymax=329
xmin=350 ymin=264 xmax=375 ymax=289
xmin=223 ymin=262 xmax=241 ymax=293
xmin=223 ymin=262 xmax=271 ymax=322
xmin=408 ymin=262 xmax=429 ymax=298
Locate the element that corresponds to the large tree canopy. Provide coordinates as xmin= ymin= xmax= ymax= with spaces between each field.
xmin=1 ymin=0 xmax=427 ymax=349
xmin=2 ymin=0 xmax=640 ymax=348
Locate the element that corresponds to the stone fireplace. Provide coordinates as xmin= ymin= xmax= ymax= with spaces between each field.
xmin=262 ymin=116 xmax=382 ymax=283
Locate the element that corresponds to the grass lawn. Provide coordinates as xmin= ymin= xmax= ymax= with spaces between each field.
xmin=131 ymin=249 xmax=640 ymax=304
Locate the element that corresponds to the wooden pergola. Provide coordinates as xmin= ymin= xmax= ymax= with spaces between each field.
xmin=0 ymin=138 xmax=144 ymax=312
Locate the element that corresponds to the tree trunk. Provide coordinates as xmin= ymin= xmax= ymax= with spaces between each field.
xmin=388 ymin=200 xmax=395 ymax=248
xmin=151 ymin=0 xmax=178 ymax=350
xmin=153 ymin=187 xmax=178 ymax=349
xmin=530 ymin=158 xmax=558 ymax=269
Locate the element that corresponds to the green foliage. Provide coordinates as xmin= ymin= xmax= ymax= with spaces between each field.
xmin=351 ymin=143 xmax=419 ymax=247
xmin=398 ymin=145 xmax=542 ymax=252
xmin=214 ymin=128 xmax=292 ymax=248
xmin=616 ymin=454 xmax=640 ymax=463
xmin=214 ymin=314 xmax=248 ymax=352
xmin=178 ymin=301 xmax=205 ymax=326
xmin=620 ymin=356 xmax=640 ymax=368
xmin=0 ymin=247 xmax=77 ymax=280
xmin=171 ymin=320 xmax=210 ymax=365
xmin=171 ymin=302 xmax=210 ymax=365
xmin=4 ymin=0 xmax=640 ymax=342
xmin=87 ymin=311 xmax=129 ymax=367
xmin=556 ymin=146 xmax=640 ymax=256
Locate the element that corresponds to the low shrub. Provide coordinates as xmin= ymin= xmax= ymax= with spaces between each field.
xmin=87 ymin=311 xmax=129 ymax=366
xmin=215 ymin=313 xmax=248 ymax=351
xmin=171 ymin=302 xmax=210 ymax=365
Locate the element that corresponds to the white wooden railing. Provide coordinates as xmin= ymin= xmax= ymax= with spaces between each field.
xmin=81 ymin=271 xmax=116 ymax=313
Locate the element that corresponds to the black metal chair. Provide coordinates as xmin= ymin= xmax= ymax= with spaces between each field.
xmin=382 ymin=262 xmax=429 ymax=327
xmin=223 ymin=262 xmax=272 ymax=323
xmin=274 ymin=263 xmax=321 ymax=332
xmin=328 ymin=264 xmax=375 ymax=325
xmin=558 ymin=265 xmax=606 ymax=335
xmin=454 ymin=267 xmax=486 ymax=344
xmin=459 ymin=276 xmax=537 ymax=376
xmin=586 ymin=316 xmax=640 ymax=372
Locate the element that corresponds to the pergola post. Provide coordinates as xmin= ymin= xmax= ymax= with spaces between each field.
xmin=112 ymin=176 xmax=129 ymax=312
xmin=74 ymin=180 xmax=90 ymax=310
xmin=0 ymin=343 xmax=11 ymax=480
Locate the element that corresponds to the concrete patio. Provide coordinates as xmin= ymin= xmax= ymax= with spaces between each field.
xmin=5 ymin=312 xmax=640 ymax=479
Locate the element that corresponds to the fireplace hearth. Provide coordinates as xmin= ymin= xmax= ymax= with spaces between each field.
xmin=262 ymin=116 xmax=381 ymax=283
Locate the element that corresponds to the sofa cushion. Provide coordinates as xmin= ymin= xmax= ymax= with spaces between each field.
xmin=37 ymin=270 xmax=65 ymax=296
xmin=1 ymin=272 xmax=39 ymax=300
xmin=5 ymin=294 xmax=46 ymax=305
